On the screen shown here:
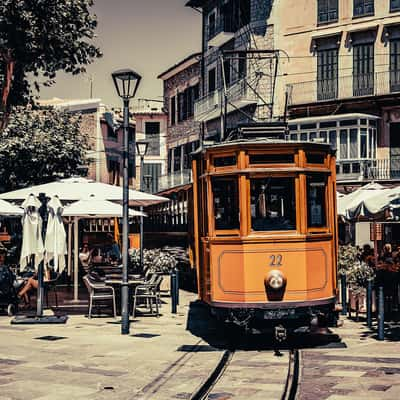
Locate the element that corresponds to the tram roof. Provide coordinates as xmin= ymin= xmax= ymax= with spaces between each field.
xmin=194 ymin=138 xmax=334 ymax=155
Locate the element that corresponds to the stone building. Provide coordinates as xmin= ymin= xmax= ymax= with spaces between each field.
xmin=157 ymin=52 xmax=202 ymax=189
xmin=186 ymin=0 xmax=276 ymax=140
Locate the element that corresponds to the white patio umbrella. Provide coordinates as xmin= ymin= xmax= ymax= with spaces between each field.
xmin=0 ymin=199 xmax=23 ymax=216
xmin=337 ymin=182 xmax=385 ymax=220
xmin=44 ymin=196 xmax=67 ymax=273
xmin=62 ymin=197 xmax=147 ymax=302
xmin=0 ymin=177 xmax=168 ymax=206
xmin=19 ymin=194 xmax=44 ymax=271
xmin=0 ymin=178 xmax=166 ymax=302
xmin=360 ymin=186 xmax=400 ymax=217
xmin=63 ymin=198 xmax=147 ymax=218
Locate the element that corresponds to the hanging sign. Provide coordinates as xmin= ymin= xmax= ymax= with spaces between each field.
xmin=370 ymin=223 xmax=383 ymax=241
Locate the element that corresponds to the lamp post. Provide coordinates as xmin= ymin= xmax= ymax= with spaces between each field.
xmin=112 ymin=68 xmax=141 ymax=335
xmin=136 ymin=140 xmax=149 ymax=273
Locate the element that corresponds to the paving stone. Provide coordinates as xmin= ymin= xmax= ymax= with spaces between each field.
xmin=326 ymin=370 xmax=366 ymax=378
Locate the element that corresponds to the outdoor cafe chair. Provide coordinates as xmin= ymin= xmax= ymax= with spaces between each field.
xmin=44 ymin=272 xmax=61 ymax=310
xmin=83 ymin=275 xmax=116 ymax=318
xmin=132 ymin=275 xmax=163 ymax=318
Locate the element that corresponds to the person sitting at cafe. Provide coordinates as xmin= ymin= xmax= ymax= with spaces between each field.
xmin=17 ymin=267 xmax=51 ymax=308
xmin=0 ymin=244 xmax=7 ymax=268
xmin=91 ymin=247 xmax=103 ymax=264
xmin=79 ymin=243 xmax=92 ymax=273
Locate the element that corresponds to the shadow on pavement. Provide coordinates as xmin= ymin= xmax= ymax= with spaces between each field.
xmin=185 ymin=300 xmax=345 ymax=351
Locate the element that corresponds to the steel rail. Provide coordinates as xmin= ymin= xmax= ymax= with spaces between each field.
xmin=281 ymin=349 xmax=301 ymax=400
xmin=189 ymin=349 xmax=235 ymax=400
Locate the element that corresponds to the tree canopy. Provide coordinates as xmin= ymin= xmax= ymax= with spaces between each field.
xmin=0 ymin=106 xmax=91 ymax=191
xmin=0 ymin=0 xmax=101 ymax=111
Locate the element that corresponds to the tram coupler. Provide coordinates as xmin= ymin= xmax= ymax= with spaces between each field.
xmin=274 ymin=325 xmax=287 ymax=342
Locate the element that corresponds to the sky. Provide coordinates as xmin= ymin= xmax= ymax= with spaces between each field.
xmin=38 ymin=0 xmax=202 ymax=107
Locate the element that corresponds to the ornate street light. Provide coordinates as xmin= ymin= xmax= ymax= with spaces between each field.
xmin=136 ymin=140 xmax=149 ymax=273
xmin=112 ymin=68 xmax=142 ymax=335
xmin=112 ymin=69 xmax=142 ymax=99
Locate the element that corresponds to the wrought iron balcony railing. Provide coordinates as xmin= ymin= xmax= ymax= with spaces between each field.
xmin=336 ymin=158 xmax=400 ymax=182
xmin=194 ymin=78 xmax=258 ymax=122
xmin=287 ymin=70 xmax=400 ymax=106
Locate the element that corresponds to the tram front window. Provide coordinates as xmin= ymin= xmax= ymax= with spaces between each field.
xmin=307 ymin=175 xmax=327 ymax=228
xmin=212 ymin=178 xmax=239 ymax=230
xmin=250 ymin=178 xmax=296 ymax=231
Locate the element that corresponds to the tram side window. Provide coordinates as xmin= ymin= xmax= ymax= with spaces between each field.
xmin=250 ymin=178 xmax=296 ymax=231
xmin=212 ymin=178 xmax=239 ymax=230
xmin=307 ymin=176 xmax=327 ymax=228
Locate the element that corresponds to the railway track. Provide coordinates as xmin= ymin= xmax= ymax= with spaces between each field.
xmin=190 ymin=348 xmax=300 ymax=400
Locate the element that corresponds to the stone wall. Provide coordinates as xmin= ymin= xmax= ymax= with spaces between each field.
xmin=163 ymin=60 xmax=201 ymax=149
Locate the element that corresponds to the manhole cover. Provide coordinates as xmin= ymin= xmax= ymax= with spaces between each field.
xmin=35 ymin=336 xmax=67 ymax=341
xmin=131 ymin=333 xmax=160 ymax=338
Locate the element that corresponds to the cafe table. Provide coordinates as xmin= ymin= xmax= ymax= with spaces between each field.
xmin=104 ymin=278 xmax=144 ymax=315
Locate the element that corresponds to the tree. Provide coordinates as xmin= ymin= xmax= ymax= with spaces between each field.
xmin=0 ymin=106 xmax=92 ymax=191
xmin=0 ymin=0 xmax=101 ymax=116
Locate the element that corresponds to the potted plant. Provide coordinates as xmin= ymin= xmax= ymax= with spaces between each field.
xmin=129 ymin=248 xmax=177 ymax=292
xmin=338 ymin=245 xmax=375 ymax=313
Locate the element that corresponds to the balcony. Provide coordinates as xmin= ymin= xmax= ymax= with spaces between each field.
xmin=207 ymin=11 xmax=237 ymax=48
xmin=194 ymin=78 xmax=258 ymax=122
xmin=287 ymin=70 xmax=400 ymax=106
xmin=158 ymin=170 xmax=192 ymax=192
xmin=337 ymin=159 xmax=400 ymax=183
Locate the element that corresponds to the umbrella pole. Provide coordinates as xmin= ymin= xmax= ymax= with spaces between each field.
xmin=67 ymin=218 xmax=72 ymax=277
xmin=36 ymin=193 xmax=48 ymax=317
xmin=74 ymin=217 xmax=79 ymax=301
xmin=36 ymin=261 xmax=44 ymax=317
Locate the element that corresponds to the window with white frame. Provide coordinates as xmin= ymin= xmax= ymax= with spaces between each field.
xmin=287 ymin=117 xmax=377 ymax=169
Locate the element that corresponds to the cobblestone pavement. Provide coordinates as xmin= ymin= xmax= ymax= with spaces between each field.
xmin=298 ymin=318 xmax=400 ymax=400
xmin=0 ymin=291 xmax=224 ymax=400
xmin=1 ymin=293 xmax=400 ymax=400
xmin=204 ymin=350 xmax=291 ymax=400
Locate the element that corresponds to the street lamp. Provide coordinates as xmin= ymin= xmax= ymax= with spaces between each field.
xmin=112 ymin=68 xmax=141 ymax=335
xmin=136 ymin=140 xmax=149 ymax=273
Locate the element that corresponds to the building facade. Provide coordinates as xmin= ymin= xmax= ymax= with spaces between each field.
xmin=39 ymin=98 xmax=137 ymax=188
xmin=279 ymin=0 xmax=400 ymax=186
xmin=133 ymin=100 xmax=168 ymax=193
xmin=158 ymin=53 xmax=202 ymax=190
xmin=186 ymin=0 xmax=276 ymax=140
xmin=186 ymin=1 xmax=400 ymax=189
xmin=100 ymin=108 xmax=136 ymax=187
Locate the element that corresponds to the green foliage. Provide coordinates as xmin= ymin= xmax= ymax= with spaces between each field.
xmin=129 ymin=248 xmax=178 ymax=274
xmin=338 ymin=245 xmax=359 ymax=276
xmin=0 ymin=0 xmax=101 ymax=106
xmin=0 ymin=106 xmax=91 ymax=190
xmin=338 ymin=245 xmax=375 ymax=293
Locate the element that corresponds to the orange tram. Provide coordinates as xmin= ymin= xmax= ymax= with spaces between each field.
xmin=190 ymin=138 xmax=338 ymax=336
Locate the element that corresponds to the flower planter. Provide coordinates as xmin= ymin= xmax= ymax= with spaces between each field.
xmin=159 ymin=273 xmax=171 ymax=294
xmin=348 ymin=287 xmax=376 ymax=313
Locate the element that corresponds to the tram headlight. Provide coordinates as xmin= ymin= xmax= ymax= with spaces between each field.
xmin=266 ymin=270 xmax=286 ymax=290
